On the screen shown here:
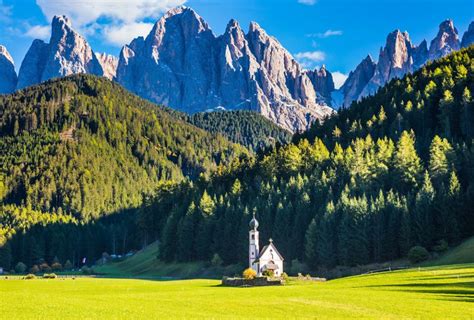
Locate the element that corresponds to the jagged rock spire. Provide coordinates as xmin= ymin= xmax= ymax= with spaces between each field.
xmin=0 ymin=45 xmax=17 ymax=94
xmin=429 ymin=19 xmax=460 ymax=60
xmin=17 ymin=15 xmax=103 ymax=90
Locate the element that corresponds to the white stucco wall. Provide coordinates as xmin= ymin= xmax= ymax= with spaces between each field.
xmin=258 ymin=243 xmax=284 ymax=276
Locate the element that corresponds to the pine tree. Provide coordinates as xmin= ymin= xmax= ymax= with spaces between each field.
xmin=199 ymin=190 xmax=215 ymax=216
xmin=414 ymin=171 xmax=436 ymax=247
xmin=429 ymin=135 xmax=455 ymax=185
xmin=304 ymin=219 xmax=318 ymax=268
xmin=393 ymin=131 xmax=422 ymax=190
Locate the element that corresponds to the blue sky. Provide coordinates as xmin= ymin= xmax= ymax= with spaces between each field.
xmin=0 ymin=0 xmax=472 ymax=87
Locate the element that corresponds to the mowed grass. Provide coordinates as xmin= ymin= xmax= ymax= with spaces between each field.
xmin=1 ymin=264 xmax=473 ymax=319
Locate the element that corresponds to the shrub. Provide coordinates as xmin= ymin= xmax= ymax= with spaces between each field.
xmin=14 ymin=262 xmax=27 ymax=274
xmin=43 ymin=273 xmax=57 ymax=279
xmin=29 ymin=265 xmax=40 ymax=274
xmin=81 ymin=266 xmax=92 ymax=275
xmin=243 ymin=268 xmax=257 ymax=280
xmin=433 ymin=240 xmax=449 ymax=253
xmin=408 ymin=246 xmax=430 ymax=264
xmin=64 ymin=260 xmax=73 ymax=270
xmin=51 ymin=262 xmax=63 ymax=271
xmin=289 ymin=259 xmax=310 ymax=276
xmin=211 ymin=253 xmax=223 ymax=267
xmin=281 ymin=272 xmax=289 ymax=283
xmin=262 ymin=269 xmax=274 ymax=278
xmin=39 ymin=263 xmax=52 ymax=273
xmin=24 ymin=274 xmax=36 ymax=280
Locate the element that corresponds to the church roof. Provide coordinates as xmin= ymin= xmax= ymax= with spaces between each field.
xmin=258 ymin=240 xmax=284 ymax=261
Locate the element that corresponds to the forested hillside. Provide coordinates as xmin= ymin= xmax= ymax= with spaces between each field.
xmin=152 ymin=46 xmax=474 ymax=267
xmin=0 ymin=75 xmax=249 ymax=255
xmin=1 ymin=47 xmax=473 ymax=273
xmin=188 ymin=111 xmax=291 ymax=151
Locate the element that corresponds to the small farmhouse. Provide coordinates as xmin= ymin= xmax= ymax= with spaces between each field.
xmin=249 ymin=213 xmax=284 ymax=276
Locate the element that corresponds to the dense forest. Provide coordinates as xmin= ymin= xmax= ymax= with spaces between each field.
xmin=152 ymin=46 xmax=474 ymax=267
xmin=0 ymin=75 xmax=252 ymax=269
xmin=188 ymin=111 xmax=291 ymax=151
xmin=1 ymin=47 xmax=473 ymax=273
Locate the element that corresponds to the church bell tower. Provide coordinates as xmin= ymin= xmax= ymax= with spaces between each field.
xmin=249 ymin=212 xmax=260 ymax=273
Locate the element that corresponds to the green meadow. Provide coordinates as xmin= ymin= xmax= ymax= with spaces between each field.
xmin=1 ymin=264 xmax=473 ymax=319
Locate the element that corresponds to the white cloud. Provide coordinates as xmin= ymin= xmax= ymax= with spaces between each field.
xmin=307 ymin=30 xmax=343 ymax=38
xmin=36 ymin=0 xmax=186 ymax=24
xmin=295 ymin=51 xmax=325 ymax=69
xmin=0 ymin=0 xmax=11 ymax=22
xmin=35 ymin=0 xmax=187 ymax=46
xmin=298 ymin=0 xmax=317 ymax=5
xmin=103 ymin=22 xmax=154 ymax=46
xmin=25 ymin=25 xmax=50 ymax=40
xmin=332 ymin=71 xmax=348 ymax=89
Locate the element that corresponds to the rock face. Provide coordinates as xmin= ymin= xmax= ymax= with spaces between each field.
xmin=429 ymin=20 xmax=460 ymax=60
xmin=116 ymin=7 xmax=332 ymax=132
xmin=339 ymin=55 xmax=376 ymax=108
xmin=461 ymin=22 xmax=474 ymax=48
xmin=359 ymin=30 xmax=419 ymax=99
xmin=96 ymin=53 xmax=118 ymax=80
xmin=17 ymin=15 xmax=103 ymax=89
xmin=305 ymin=65 xmax=335 ymax=106
xmin=0 ymin=45 xmax=17 ymax=94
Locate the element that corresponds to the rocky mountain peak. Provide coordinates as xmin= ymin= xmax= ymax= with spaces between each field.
xmin=357 ymin=29 xmax=414 ymax=99
xmin=383 ymin=30 xmax=413 ymax=68
xmin=115 ymin=7 xmax=332 ymax=132
xmin=0 ymin=45 xmax=14 ymax=65
xmin=339 ymin=54 xmax=376 ymax=108
xmin=0 ymin=45 xmax=17 ymax=94
xmin=305 ymin=65 xmax=335 ymax=106
xmin=429 ymin=19 xmax=460 ymax=60
xmin=96 ymin=53 xmax=118 ymax=80
xmin=461 ymin=21 xmax=474 ymax=48
xmin=152 ymin=5 xmax=210 ymax=38
xmin=52 ymin=15 xmax=72 ymax=29
xmin=17 ymin=15 xmax=103 ymax=90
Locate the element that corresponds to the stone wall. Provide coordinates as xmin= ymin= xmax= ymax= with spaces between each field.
xmin=221 ymin=276 xmax=282 ymax=287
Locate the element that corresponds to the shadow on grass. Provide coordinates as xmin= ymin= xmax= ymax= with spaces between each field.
xmin=359 ymin=281 xmax=474 ymax=302
xmin=412 ymin=274 xmax=474 ymax=281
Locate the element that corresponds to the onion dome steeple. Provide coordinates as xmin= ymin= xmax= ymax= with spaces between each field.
xmin=249 ymin=212 xmax=259 ymax=230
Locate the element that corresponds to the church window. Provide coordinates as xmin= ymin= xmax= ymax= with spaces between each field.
xmin=251 ymin=235 xmax=255 ymax=240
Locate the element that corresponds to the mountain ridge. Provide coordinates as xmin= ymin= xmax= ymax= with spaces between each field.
xmin=2 ymin=8 xmax=473 ymax=130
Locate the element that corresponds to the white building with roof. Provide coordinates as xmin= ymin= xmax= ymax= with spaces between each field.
xmin=249 ymin=213 xmax=284 ymax=276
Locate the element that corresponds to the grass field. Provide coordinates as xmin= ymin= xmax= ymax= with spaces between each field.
xmin=1 ymin=264 xmax=473 ymax=319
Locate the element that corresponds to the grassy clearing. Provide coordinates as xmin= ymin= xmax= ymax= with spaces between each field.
xmin=94 ymin=242 xmax=241 ymax=279
xmin=1 ymin=264 xmax=473 ymax=319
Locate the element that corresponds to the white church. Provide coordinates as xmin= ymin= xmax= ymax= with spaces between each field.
xmin=248 ymin=213 xmax=284 ymax=276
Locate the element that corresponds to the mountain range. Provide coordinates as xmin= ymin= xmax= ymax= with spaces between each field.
xmin=0 ymin=7 xmax=473 ymax=132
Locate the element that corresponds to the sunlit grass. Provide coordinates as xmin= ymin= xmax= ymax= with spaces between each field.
xmin=1 ymin=264 xmax=473 ymax=319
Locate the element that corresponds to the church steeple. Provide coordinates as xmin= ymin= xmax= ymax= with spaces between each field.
xmin=249 ymin=211 xmax=260 ymax=273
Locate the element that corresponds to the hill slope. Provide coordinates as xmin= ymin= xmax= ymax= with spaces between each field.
xmin=431 ymin=237 xmax=474 ymax=265
xmin=0 ymin=75 xmax=248 ymax=222
xmin=187 ymin=110 xmax=292 ymax=151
